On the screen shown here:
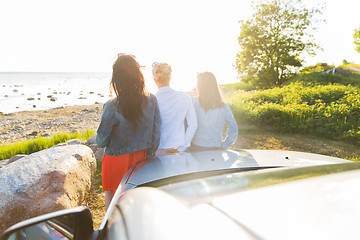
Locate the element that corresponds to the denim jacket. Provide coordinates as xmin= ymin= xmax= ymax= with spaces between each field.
xmin=96 ymin=93 xmax=160 ymax=157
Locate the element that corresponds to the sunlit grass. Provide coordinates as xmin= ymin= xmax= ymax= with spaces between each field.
xmin=0 ymin=129 xmax=95 ymax=160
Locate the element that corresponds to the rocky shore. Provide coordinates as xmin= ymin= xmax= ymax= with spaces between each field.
xmin=0 ymin=104 xmax=103 ymax=145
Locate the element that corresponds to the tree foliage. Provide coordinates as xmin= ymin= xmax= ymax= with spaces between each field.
xmin=354 ymin=26 xmax=360 ymax=53
xmin=236 ymin=0 xmax=323 ymax=88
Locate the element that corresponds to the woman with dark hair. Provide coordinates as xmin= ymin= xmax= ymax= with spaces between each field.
xmin=96 ymin=54 xmax=160 ymax=209
xmin=191 ymin=72 xmax=238 ymax=150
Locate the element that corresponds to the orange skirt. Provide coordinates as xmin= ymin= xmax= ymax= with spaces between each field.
xmin=101 ymin=149 xmax=147 ymax=191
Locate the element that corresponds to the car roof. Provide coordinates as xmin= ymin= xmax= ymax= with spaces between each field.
xmin=120 ymin=149 xmax=350 ymax=192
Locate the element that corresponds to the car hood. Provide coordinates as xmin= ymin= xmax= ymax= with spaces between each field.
xmin=209 ymin=168 xmax=360 ymax=239
xmin=120 ymin=149 xmax=350 ymax=191
xmin=115 ymin=164 xmax=360 ymax=240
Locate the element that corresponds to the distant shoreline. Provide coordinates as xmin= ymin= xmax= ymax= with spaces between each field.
xmin=0 ymin=72 xmax=111 ymax=114
xmin=0 ymin=71 xmax=111 ymax=74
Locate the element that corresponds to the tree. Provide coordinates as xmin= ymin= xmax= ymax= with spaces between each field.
xmin=236 ymin=0 xmax=323 ymax=88
xmin=354 ymin=26 xmax=360 ymax=53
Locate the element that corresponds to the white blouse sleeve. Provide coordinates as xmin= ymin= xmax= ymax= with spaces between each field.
xmin=221 ymin=104 xmax=238 ymax=149
xmin=178 ymin=96 xmax=198 ymax=152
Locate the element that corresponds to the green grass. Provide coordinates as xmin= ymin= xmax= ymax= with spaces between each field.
xmin=221 ymin=81 xmax=256 ymax=91
xmin=0 ymin=129 xmax=95 ymax=160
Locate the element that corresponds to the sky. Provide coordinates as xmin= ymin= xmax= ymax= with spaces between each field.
xmin=1 ymin=0 xmax=360 ymax=90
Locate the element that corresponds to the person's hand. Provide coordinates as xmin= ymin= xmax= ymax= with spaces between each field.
xmin=177 ymin=145 xmax=187 ymax=152
xmin=155 ymin=148 xmax=179 ymax=156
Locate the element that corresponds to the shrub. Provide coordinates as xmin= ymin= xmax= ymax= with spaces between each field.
xmin=227 ymin=73 xmax=360 ymax=144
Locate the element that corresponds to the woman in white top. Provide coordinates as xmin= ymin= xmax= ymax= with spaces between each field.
xmin=191 ymin=72 xmax=238 ymax=150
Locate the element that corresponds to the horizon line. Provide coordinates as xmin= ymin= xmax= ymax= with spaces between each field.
xmin=0 ymin=71 xmax=111 ymax=74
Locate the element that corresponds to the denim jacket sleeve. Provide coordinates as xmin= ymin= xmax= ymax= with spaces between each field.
xmin=221 ymin=104 xmax=238 ymax=149
xmin=147 ymin=97 xmax=161 ymax=157
xmin=96 ymin=101 xmax=118 ymax=148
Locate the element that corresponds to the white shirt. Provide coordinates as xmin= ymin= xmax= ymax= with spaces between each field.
xmin=192 ymin=96 xmax=238 ymax=149
xmin=155 ymin=86 xmax=197 ymax=151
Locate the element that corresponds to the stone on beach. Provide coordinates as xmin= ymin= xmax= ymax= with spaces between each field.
xmin=88 ymin=144 xmax=100 ymax=153
xmin=95 ymin=147 xmax=104 ymax=161
xmin=86 ymin=134 xmax=97 ymax=145
xmin=66 ymin=139 xmax=87 ymax=145
xmin=0 ymin=145 xmax=97 ymax=234
xmin=85 ymin=134 xmax=104 ymax=161
xmin=8 ymin=154 xmax=27 ymax=164
xmin=28 ymin=131 xmax=38 ymax=136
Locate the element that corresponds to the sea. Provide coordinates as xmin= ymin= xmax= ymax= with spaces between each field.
xmin=0 ymin=72 xmax=197 ymax=114
xmin=0 ymin=72 xmax=113 ymax=114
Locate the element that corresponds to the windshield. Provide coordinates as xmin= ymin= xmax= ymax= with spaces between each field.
xmin=160 ymin=162 xmax=360 ymax=206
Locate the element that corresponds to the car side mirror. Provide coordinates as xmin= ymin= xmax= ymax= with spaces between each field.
xmin=0 ymin=206 xmax=93 ymax=240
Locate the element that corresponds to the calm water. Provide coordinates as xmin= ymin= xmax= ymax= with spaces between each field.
xmin=0 ymin=72 xmax=196 ymax=114
xmin=0 ymin=72 xmax=112 ymax=114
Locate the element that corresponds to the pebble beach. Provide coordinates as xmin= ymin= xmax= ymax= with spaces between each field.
xmin=0 ymin=72 xmax=111 ymax=145
xmin=0 ymin=104 xmax=103 ymax=145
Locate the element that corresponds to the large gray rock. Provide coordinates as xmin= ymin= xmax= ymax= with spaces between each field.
xmin=66 ymin=139 xmax=87 ymax=145
xmin=0 ymin=145 xmax=97 ymax=234
xmin=95 ymin=147 xmax=104 ymax=161
xmin=88 ymin=144 xmax=100 ymax=154
xmin=86 ymin=134 xmax=97 ymax=145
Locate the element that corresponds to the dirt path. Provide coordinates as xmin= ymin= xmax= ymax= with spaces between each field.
xmin=345 ymin=66 xmax=360 ymax=73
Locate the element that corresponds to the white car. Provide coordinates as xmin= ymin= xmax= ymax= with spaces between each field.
xmin=1 ymin=149 xmax=360 ymax=240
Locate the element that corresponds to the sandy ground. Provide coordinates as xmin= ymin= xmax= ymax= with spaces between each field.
xmin=0 ymin=104 xmax=103 ymax=145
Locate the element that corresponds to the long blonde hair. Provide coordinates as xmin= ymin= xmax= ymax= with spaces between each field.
xmin=197 ymin=72 xmax=225 ymax=112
